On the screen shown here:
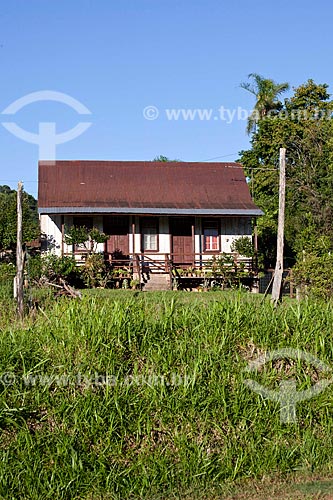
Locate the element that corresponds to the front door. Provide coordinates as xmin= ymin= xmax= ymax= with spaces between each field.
xmin=170 ymin=217 xmax=194 ymax=266
xmin=104 ymin=216 xmax=129 ymax=259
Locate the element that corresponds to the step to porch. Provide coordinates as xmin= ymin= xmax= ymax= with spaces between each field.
xmin=143 ymin=273 xmax=171 ymax=291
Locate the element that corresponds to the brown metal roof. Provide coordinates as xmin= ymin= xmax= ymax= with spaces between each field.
xmin=38 ymin=160 xmax=262 ymax=216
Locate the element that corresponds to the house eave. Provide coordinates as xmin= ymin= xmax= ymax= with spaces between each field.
xmin=38 ymin=207 xmax=264 ymax=216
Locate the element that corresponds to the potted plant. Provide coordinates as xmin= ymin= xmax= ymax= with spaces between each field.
xmin=186 ymin=266 xmax=196 ymax=277
xmin=130 ymin=279 xmax=140 ymax=290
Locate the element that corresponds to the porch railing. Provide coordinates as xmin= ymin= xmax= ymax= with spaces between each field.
xmin=68 ymin=251 xmax=255 ymax=280
xmin=112 ymin=252 xmax=255 ymax=280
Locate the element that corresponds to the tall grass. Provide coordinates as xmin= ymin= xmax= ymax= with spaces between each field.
xmin=0 ymin=290 xmax=333 ymax=499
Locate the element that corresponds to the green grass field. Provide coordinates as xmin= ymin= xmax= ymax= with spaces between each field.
xmin=1 ymin=289 xmax=333 ymax=499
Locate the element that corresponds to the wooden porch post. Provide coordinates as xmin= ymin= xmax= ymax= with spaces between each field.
xmin=191 ymin=222 xmax=195 ymax=267
xmin=198 ymin=218 xmax=202 ymax=268
xmin=132 ymin=218 xmax=135 ymax=257
xmin=61 ymin=215 xmax=65 ymax=257
xmin=132 ymin=218 xmax=138 ymax=274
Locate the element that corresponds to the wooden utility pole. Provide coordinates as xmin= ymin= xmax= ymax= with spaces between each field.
xmin=271 ymin=148 xmax=286 ymax=305
xmin=16 ymin=181 xmax=24 ymax=319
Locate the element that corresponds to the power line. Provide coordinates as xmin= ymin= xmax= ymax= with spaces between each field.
xmin=201 ymin=153 xmax=239 ymax=161
xmin=199 ymin=154 xmax=277 ymax=171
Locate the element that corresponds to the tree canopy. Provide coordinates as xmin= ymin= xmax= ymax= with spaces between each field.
xmin=239 ymin=79 xmax=333 ymax=268
xmin=0 ymin=185 xmax=39 ymax=253
xmin=153 ymin=155 xmax=181 ymax=162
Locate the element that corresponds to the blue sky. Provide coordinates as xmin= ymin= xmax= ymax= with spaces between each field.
xmin=0 ymin=0 xmax=332 ymax=197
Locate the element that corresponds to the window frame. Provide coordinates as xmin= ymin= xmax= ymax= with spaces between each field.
xmin=202 ymin=219 xmax=220 ymax=253
xmin=141 ymin=217 xmax=159 ymax=252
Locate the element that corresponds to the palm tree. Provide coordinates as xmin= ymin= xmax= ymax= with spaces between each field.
xmin=241 ymin=73 xmax=290 ymax=134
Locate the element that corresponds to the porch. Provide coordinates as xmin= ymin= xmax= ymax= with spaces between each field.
xmin=53 ymin=213 xmax=257 ymax=290
xmin=70 ymin=251 xmax=256 ymax=291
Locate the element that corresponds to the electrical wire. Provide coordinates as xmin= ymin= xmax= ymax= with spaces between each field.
xmin=201 ymin=153 xmax=239 ymax=161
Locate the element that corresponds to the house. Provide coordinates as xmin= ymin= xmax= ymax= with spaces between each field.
xmin=38 ymin=160 xmax=263 ymax=289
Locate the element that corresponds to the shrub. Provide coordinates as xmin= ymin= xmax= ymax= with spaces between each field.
xmin=0 ymin=262 xmax=16 ymax=299
xmin=64 ymin=226 xmax=108 ymax=254
xmin=292 ymin=252 xmax=333 ymax=300
xmin=231 ymin=236 xmax=254 ymax=257
xmin=28 ymin=254 xmax=82 ymax=286
xmin=81 ymin=253 xmax=112 ymax=288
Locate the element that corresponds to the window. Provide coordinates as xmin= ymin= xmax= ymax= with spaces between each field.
xmin=104 ymin=216 xmax=129 ymax=236
xmin=203 ymin=219 xmax=220 ymax=252
xmin=142 ymin=218 xmax=158 ymax=251
xmin=73 ymin=216 xmax=93 ymax=230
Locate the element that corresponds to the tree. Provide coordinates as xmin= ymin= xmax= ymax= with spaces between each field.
xmin=0 ymin=185 xmax=39 ymax=254
xmin=241 ymin=73 xmax=290 ymax=134
xmin=153 ymin=155 xmax=170 ymax=162
xmin=153 ymin=155 xmax=181 ymax=162
xmin=64 ymin=226 xmax=108 ymax=254
xmin=239 ymin=79 xmax=333 ymax=268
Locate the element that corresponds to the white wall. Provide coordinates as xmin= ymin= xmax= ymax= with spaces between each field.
xmin=194 ymin=217 xmax=201 ymax=256
xmin=63 ymin=215 xmax=73 ymax=255
xmin=158 ymin=216 xmax=170 ymax=255
xmin=40 ymin=214 xmax=62 ymax=256
xmin=41 ymin=214 xmax=106 ymax=257
xmin=41 ymin=214 xmax=252 ymax=259
xmin=221 ymin=217 xmax=252 ymax=254
xmin=132 ymin=216 xmax=140 ymax=254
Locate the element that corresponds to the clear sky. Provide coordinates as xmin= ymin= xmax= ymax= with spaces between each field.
xmin=0 ymin=0 xmax=332 ymax=198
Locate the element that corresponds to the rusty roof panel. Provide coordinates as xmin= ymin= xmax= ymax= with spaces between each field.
xmin=38 ymin=160 xmax=262 ymax=214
